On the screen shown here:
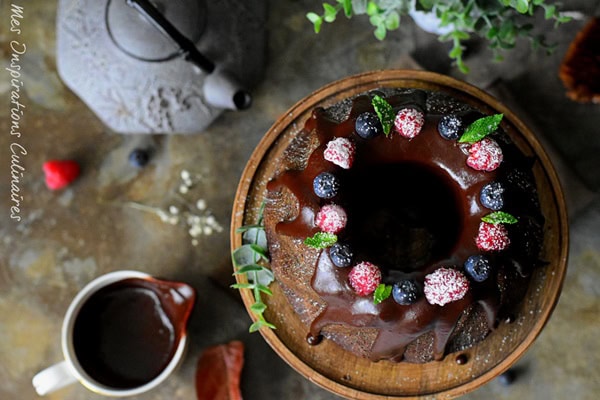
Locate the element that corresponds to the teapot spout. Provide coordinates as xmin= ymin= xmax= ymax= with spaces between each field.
xmin=203 ymin=69 xmax=252 ymax=111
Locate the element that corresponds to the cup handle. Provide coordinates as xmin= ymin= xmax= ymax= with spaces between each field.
xmin=32 ymin=360 xmax=78 ymax=396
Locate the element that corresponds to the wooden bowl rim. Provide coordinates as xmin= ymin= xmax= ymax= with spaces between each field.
xmin=230 ymin=69 xmax=569 ymax=399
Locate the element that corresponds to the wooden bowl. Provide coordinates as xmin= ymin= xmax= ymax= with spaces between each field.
xmin=230 ymin=70 xmax=569 ymax=399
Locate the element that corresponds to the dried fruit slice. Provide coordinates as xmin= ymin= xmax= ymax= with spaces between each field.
xmin=559 ymin=17 xmax=600 ymax=103
xmin=195 ymin=340 xmax=244 ymax=400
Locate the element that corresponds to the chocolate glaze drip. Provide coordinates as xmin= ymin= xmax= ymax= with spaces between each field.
xmin=266 ymin=90 xmax=543 ymax=362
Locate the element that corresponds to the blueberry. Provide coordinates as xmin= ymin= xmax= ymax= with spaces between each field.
xmin=128 ymin=148 xmax=150 ymax=168
xmin=480 ymin=181 xmax=505 ymax=210
xmin=355 ymin=112 xmax=383 ymax=139
xmin=464 ymin=255 xmax=492 ymax=282
xmin=438 ymin=114 xmax=464 ymax=140
xmin=392 ymin=280 xmax=420 ymax=305
xmin=498 ymin=368 xmax=517 ymax=386
xmin=313 ymin=172 xmax=340 ymax=199
xmin=329 ymin=243 xmax=353 ymax=268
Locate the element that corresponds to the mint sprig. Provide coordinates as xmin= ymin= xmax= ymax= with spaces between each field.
xmin=371 ymin=95 xmax=395 ymax=136
xmin=482 ymin=211 xmax=518 ymax=225
xmin=231 ymin=202 xmax=276 ymax=332
xmin=304 ymin=232 xmax=338 ymax=249
xmin=373 ymin=283 xmax=392 ymax=304
xmin=458 ymin=113 xmax=504 ymax=144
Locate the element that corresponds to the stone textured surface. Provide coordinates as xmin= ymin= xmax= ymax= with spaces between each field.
xmin=0 ymin=1 xmax=599 ymax=399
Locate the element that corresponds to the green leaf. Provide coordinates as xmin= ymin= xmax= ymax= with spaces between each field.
xmin=374 ymin=24 xmax=387 ymax=40
xmin=231 ymin=282 xmax=255 ymax=290
xmin=516 ymin=0 xmax=530 ymax=14
xmin=544 ymin=5 xmax=556 ymax=19
xmin=250 ymin=302 xmax=267 ymax=314
xmin=249 ymin=319 xmax=276 ymax=332
xmin=482 ymin=211 xmax=518 ymax=225
xmin=458 ymin=114 xmax=504 ymax=143
xmin=323 ymin=3 xmax=339 ymax=22
xmin=304 ymin=232 xmax=337 ymax=249
xmin=373 ymin=284 xmax=392 ymax=304
xmin=256 ymin=284 xmax=273 ymax=296
xmin=371 ymin=95 xmax=395 ymax=136
xmin=366 ymin=1 xmax=379 ymax=16
xmin=341 ymin=0 xmax=353 ymax=17
xmin=233 ymin=264 xmax=265 ymax=275
xmin=385 ymin=11 xmax=400 ymax=31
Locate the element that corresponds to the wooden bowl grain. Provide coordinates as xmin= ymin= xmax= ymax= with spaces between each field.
xmin=230 ymin=70 xmax=569 ymax=399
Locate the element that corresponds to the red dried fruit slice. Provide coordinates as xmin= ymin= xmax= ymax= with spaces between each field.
xmin=195 ymin=340 xmax=245 ymax=400
xmin=559 ymin=17 xmax=600 ymax=103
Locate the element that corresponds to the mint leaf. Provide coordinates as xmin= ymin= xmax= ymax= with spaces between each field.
xmin=304 ymin=232 xmax=337 ymax=249
xmin=458 ymin=113 xmax=504 ymax=143
xmin=371 ymin=95 xmax=395 ymax=136
xmin=373 ymin=284 xmax=392 ymax=304
xmin=482 ymin=211 xmax=518 ymax=225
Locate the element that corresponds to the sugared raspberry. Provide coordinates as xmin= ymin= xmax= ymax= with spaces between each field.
xmin=424 ymin=267 xmax=470 ymax=306
xmin=323 ymin=137 xmax=356 ymax=169
xmin=476 ymin=222 xmax=510 ymax=251
xmin=467 ymin=137 xmax=503 ymax=171
xmin=348 ymin=262 xmax=381 ymax=296
xmin=315 ymin=204 xmax=347 ymax=234
xmin=394 ymin=108 xmax=425 ymax=139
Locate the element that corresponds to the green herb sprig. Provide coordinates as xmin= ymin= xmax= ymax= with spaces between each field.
xmin=231 ymin=203 xmax=276 ymax=332
xmin=458 ymin=113 xmax=504 ymax=143
xmin=306 ymin=0 xmax=571 ymax=73
xmin=304 ymin=231 xmax=338 ymax=249
xmin=482 ymin=211 xmax=518 ymax=224
xmin=372 ymin=95 xmax=395 ymax=136
xmin=373 ymin=283 xmax=393 ymax=304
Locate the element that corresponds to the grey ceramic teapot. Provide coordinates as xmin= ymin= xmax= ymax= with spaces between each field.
xmin=56 ymin=0 xmax=266 ymax=134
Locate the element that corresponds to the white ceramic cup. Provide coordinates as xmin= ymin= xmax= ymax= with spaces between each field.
xmin=32 ymin=270 xmax=193 ymax=397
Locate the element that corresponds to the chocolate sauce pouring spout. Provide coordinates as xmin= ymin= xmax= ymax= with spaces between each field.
xmin=126 ymin=0 xmax=252 ymax=111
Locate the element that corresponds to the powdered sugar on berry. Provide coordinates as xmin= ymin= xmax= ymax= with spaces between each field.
xmin=324 ymin=137 xmax=356 ymax=169
xmin=348 ymin=262 xmax=381 ymax=296
xmin=315 ymin=204 xmax=347 ymax=234
xmin=467 ymin=137 xmax=503 ymax=171
xmin=476 ymin=221 xmax=510 ymax=251
xmin=394 ymin=108 xmax=425 ymax=139
xmin=424 ymin=267 xmax=469 ymax=306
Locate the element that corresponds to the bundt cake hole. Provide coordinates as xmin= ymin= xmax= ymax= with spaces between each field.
xmin=343 ymin=162 xmax=463 ymax=275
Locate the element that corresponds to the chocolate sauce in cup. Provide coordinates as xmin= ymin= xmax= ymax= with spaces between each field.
xmin=32 ymin=270 xmax=196 ymax=397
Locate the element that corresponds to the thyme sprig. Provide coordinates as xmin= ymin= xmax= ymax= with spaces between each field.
xmin=307 ymin=0 xmax=572 ymax=73
xmin=231 ymin=203 xmax=276 ymax=332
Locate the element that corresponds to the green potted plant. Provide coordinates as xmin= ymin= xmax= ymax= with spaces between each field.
xmin=307 ymin=0 xmax=572 ymax=73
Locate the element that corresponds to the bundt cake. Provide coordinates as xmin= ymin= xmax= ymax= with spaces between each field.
xmin=263 ymin=87 xmax=545 ymax=364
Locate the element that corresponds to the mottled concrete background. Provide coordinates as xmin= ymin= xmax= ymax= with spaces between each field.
xmin=1 ymin=1 xmax=599 ymax=399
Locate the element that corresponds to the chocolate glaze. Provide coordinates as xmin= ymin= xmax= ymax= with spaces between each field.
xmin=266 ymin=89 xmax=544 ymax=362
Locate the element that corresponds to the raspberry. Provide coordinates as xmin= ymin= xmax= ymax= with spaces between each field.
xmin=476 ymin=222 xmax=510 ymax=251
xmin=323 ymin=137 xmax=356 ymax=169
xmin=424 ymin=267 xmax=470 ymax=306
xmin=315 ymin=204 xmax=347 ymax=234
xmin=348 ymin=262 xmax=381 ymax=296
xmin=466 ymin=137 xmax=503 ymax=171
xmin=394 ymin=108 xmax=425 ymax=139
xmin=43 ymin=160 xmax=80 ymax=190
